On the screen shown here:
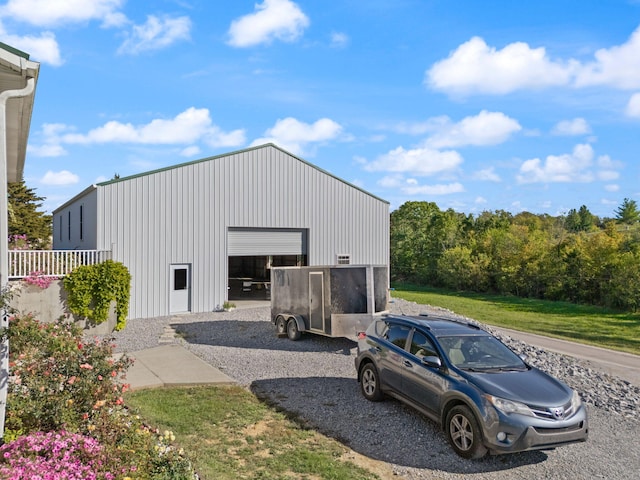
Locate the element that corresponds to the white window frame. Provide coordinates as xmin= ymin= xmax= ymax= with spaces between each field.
xmin=336 ymin=254 xmax=351 ymax=265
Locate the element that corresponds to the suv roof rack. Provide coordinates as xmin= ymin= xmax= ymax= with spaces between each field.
xmin=417 ymin=312 xmax=482 ymax=330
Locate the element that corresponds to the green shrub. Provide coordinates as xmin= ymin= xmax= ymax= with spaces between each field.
xmin=63 ymin=260 xmax=131 ymax=330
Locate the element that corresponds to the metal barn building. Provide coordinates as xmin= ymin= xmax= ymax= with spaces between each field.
xmin=52 ymin=144 xmax=390 ymax=319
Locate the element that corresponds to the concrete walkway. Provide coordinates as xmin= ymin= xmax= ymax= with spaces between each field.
xmin=123 ymin=344 xmax=235 ymax=390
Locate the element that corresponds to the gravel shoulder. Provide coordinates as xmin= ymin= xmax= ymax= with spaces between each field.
xmin=103 ymin=301 xmax=640 ymax=480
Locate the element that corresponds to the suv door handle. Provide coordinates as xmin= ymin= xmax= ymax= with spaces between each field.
xmin=403 ymin=360 xmax=413 ymax=367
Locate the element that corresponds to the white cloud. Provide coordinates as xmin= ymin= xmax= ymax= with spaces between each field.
xmin=180 ymin=145 xmax=201 ymax=157
xmin=377 ymin=174 xmax=405 ymax=188
xmin=598 ymin=170 xmax=620 ymax=181
xmin=251 ymin=117 xmax=342 ymax=154
xmin=392 ymin=120 xmax=434 ymax=135
xmin=28 ymin=123 xmax=69 ymax=156
xmin=575 ymin=26 xmax=640 ymax=89
xmin=364 ymin=146 xmax=463 ymax=176
xmin=118 ymin=15 xmax=191 ymax=55
xmin=605 ymin=184 xmax=620 ymax=192
xmin=60 ymin=107 xmax=245 ymax=146
xmin=596 ymin=154 xmax=622 ymax=181
xmin=266 ymin=117 xmax=341 ymax=142
xmin=330 ymin=32 xmax=349 ymax=48
xmin=626 ymin=93 xmax=640 ymax=117
xmin=402 ymin=182 xmax=465 ymax=196
xmin=27 ymin=143 xmax=67 ymax=157
xmin=41 ymin=170 xmax=79 ymax=186
xmin=552 ymin=118 xmax=591 ymax=136
xmin=425 ymin=110 xmax=521 ymax=148
xmin=517 ymin=143 xmax=595 ymax=184
xmin=475 ymin=196 xmax=488 ymax=205
xmin=473 ymin=167 xmax=501 ymax=182
xmin=426 ymin=36 xmax=575 ymax=95
xmin=0 ymin=0 xmax=127 ymax=28
xmin=227 ymin=0 xmax=309 ymax=47
xmin=426 ymin=25 xmax=640 ymax=95
xmin=33 ymin=108 xmax=245 ymax=154
xmin=203 ymin=127 xmax=247 ymax=148
xmin=0 ymin=27 xmax=62 ymax=65
xmin=597 ymin=154 xmax=623 ymax=169
xmin=0 ymin=2 xmax=188 ymax=59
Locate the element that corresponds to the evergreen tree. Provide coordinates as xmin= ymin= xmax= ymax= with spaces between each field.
xmin=614 ymin=198 xmax=640 ymax=225
xmin=8 ymin=181 xmax=52 ymax=249
xmin=578 ymin=205 xmax=595 ymax=231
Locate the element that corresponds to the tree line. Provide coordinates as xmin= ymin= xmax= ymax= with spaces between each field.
xmin=391 ymin=200 xmax=640 ymax=312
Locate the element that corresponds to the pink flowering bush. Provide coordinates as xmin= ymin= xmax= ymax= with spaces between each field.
xmin=2 ymin=313 xmax=196 ymax=479
xmin=0 ymin=430 xmax=113 ymax=480
xmin=22 ymin=270 xmax=58 ymax=289
xmin=8 ymin=234 xmax=30 ymax=250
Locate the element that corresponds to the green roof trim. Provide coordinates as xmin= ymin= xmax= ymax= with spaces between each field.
xmin=96 ymin=143 xmax=389 ymax=204
xmin=0 ymin=42 xmax=30 ymax=59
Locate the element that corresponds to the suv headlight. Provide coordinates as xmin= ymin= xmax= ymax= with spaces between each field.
xmin=485 ymin=394 xmax=535 ymax=417
xmin=570 ymin=390 xmax=582 ymax=411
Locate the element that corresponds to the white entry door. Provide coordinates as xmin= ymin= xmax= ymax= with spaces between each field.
xmin=170 ymin=264 xmax=191 ymax=313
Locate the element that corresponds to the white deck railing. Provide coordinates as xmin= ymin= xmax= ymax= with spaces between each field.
xmin=8 ymin=250 xmax=112 ymax=279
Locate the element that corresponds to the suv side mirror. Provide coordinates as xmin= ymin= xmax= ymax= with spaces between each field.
xmin=422 ymin=356 xmax=442 ymax=369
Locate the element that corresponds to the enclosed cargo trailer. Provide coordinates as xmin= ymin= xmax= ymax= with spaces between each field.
xmin=270 ymin=264 xmax=389 ymax=340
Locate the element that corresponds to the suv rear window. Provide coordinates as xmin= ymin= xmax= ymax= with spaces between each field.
xmin=385 ymin=323 xmax=410 ymax=348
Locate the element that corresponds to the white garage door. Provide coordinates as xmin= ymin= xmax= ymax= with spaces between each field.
xmin=227 ymin=228 xmax=307 ymax=256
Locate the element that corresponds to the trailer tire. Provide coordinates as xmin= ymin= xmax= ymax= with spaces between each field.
xmin=287 ymin=318 xmax=302 ymax=341
xmin=275 ymin=315 xmax=287 ymax=336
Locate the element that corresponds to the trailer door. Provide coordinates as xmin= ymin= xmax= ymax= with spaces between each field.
xmin=309 ymin=272 xmax=325 ymax=332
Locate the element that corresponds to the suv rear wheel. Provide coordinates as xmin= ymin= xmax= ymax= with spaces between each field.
xmin=359 ymin=363 xmax=383 ymax=401
xmin=445 ymin=405 xmax=488 ymax=459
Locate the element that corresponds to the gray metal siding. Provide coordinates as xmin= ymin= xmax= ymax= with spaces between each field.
xmin=52 ymin=189 xmax=98 ymax=250
xmin=92 ymin=144 xmax=388 ymax=319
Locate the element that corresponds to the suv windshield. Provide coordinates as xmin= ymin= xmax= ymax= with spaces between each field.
xmin=438 ymin=335 xmax=526 ymax=371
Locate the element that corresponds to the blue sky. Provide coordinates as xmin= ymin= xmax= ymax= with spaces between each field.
xmin=2 ymin=0 xmax=640 ymax=218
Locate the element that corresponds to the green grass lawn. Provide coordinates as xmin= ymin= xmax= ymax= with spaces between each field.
xmin=125 ymin=385 xmax=385 ymax=480
xmin=392 ymin=284 xmax=640 ymax=355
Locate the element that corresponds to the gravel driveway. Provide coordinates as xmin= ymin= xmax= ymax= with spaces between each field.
xmin=107 ymin=301 xmax=640 ymax=480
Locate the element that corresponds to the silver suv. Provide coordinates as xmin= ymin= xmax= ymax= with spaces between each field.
xmin=355 ymin=314 xmax=588 ymax=458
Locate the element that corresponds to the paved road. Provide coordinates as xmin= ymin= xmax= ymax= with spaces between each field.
xmin=491 ymin=326 xmax=640 ymax=386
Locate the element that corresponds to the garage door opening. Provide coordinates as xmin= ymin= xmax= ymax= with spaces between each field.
xmin=228 ymin=255 xmax=306 ymax=301
xmin=227 ymin=227 xmax=308 ymax=302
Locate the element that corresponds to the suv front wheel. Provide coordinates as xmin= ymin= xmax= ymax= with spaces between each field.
xmin=445 ymin=405 xmax=488 ymax=459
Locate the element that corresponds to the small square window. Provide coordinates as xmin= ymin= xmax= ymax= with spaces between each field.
xmin=336 ymin=254 xmax=351 ymax=265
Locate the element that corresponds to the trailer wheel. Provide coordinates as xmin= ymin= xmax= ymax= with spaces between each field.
xmin=275 ymin=315 xmax=287 ymax=336
xmin=287 ymin=318 xmax=302 ymax=341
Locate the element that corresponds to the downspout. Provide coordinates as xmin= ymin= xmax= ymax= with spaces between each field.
xmin=0 ymin=75 xmax=37 ymax=439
